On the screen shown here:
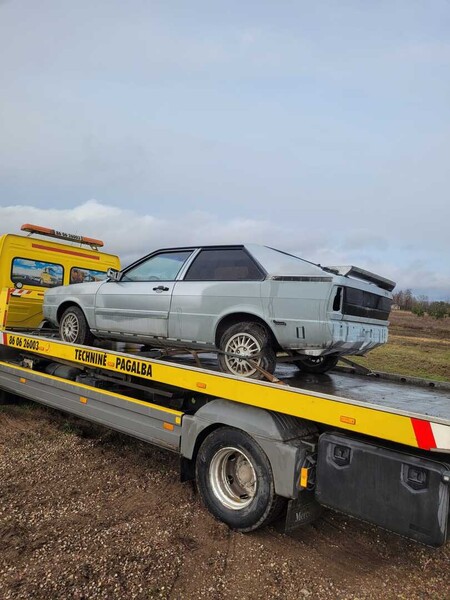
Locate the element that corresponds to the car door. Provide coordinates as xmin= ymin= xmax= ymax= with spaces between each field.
xmin=93 ymin=250 xmax=193 ymax=337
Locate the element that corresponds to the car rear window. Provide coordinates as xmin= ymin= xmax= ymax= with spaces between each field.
xmin=184 ymin=249 xmax=264 ymax=281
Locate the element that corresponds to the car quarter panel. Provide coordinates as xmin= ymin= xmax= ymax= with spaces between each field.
xmin=260 ymin=279 xmax=333 ymax=350
xmin=169 ymin=281 xmax=265 ymax=343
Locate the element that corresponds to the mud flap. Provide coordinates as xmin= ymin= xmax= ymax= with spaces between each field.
xmin=315 ymin=432 xmax=450 ymax=547
xmin=285 ymin=490 xmax=323 ymax=533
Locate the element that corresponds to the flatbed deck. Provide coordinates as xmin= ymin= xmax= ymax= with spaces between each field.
xmin=1 ymin=329 xmax=449 ymax=453
xmin=281 ymin=367 xmax=450 ymax=423
xmin=176 ymin=353 xmax=450 ymax=423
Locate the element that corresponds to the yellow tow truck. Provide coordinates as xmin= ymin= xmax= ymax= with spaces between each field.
xmin=0 ymin=284 xmax=449 ymax=546
xmin=0 ymin=224 xmax=120 ymax=328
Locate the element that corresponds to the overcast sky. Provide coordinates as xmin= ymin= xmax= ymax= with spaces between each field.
xmin=1 ymin=1 xmax=449 ymax=299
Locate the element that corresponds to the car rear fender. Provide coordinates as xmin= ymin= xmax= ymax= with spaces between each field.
xmin=214 ymin=309 xmax=280 ymax=349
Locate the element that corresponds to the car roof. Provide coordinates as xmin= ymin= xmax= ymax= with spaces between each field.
xmin=142 ymin=243 xmax=327 ymax=277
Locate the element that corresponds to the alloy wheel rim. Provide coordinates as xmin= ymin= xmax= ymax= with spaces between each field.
xmin=224 ymin=332 xmax=262 ymax=376
xmin=62 ymin=314 xmax=79 ymax=343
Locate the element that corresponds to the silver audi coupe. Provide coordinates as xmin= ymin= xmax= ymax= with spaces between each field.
xmin=42 ymin=244 xmax=395 ymax=378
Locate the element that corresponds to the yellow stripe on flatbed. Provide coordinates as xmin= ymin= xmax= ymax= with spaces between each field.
xmin=1 ymin=331 xmax=423 ymax=448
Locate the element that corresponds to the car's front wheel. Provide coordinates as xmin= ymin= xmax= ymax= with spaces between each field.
xmin=294 ymin=354 xmax=339 ymax=374
xmin=218 ymin=321 xmax=276 ymax=379
xmin=59 ymin=306 xmax=94 ymax=346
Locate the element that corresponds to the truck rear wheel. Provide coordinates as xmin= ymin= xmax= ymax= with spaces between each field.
xmin=59 ymin=306 xmax=94 ymax=346
xmin=195 ymin=427 xmax=284 ymax=532
xmin=0 ymin=389 xmax=15 ymax=405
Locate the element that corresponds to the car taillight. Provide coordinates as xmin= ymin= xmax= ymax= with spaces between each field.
xmin=333 ymin=287 xmax=343 ymax=311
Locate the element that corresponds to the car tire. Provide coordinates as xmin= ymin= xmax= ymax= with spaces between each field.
xmin=59 ymin=306 xmax=94 ymax=346
xmin=294 ymin=354 xmax=339 ymax=374
xmin=218 ymin=322 xmax=276 ymax=379
xmin=195 ymin=427 xmax=285 ymax=532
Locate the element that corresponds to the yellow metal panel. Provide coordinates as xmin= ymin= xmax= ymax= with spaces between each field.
xmin=0 ymin=288 xmax=9 ymax=328
xmin=7 ymin=289 xmax=46 ymax=329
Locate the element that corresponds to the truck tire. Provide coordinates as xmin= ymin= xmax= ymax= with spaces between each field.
xmin=0 ymin=389 xmax=14 ymax=405
xmin=294 ymin=355 xmax=339 ymax=374
xmin=218 ymin=322 xmax=276 ymax=379
xmin=59 ymin=306 xmax=94 ymax=346
xmin=195 ymin=427 xmax=285 ymax=532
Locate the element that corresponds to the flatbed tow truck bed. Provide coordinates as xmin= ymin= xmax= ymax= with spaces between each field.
xmin=1 ymin=330 xmax=449 ymax=451
xmin=0 ymin=290 xmax=449 ymax=546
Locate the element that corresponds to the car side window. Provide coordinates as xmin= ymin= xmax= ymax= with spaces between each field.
xmin=184 ymin=249 xmax=264 ymax=281
xmin=121 ymin=251 xmax=193 ymax=282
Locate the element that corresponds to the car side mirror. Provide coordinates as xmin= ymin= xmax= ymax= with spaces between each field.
xmin=107 ymin=268 xmax=121 ymax=281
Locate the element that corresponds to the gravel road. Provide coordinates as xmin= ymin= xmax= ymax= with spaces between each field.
xmin=0 ymin=403 xmax=448 ymax=600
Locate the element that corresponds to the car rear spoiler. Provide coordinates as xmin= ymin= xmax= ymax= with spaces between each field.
xmin=324 ymin=265 xmax=396 ymax=292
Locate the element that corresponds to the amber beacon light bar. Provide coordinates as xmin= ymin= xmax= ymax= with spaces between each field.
xmin=20 ymin=224 xmax=104 ymax=249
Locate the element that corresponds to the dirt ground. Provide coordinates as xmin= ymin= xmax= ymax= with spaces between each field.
xmin=1 ymin=402 xmax=449 ymax=600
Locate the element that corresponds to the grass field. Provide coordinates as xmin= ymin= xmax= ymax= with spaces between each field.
xmin=351 ymin=310 xmax=450 ymax=382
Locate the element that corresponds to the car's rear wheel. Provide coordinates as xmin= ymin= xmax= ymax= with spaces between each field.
xmin=59 ymin=306 xmax=94 ymax=346
xmin=218 ymin=322 xmax=276 ymax=379
xmin=294 ymin=354 xmax=339 ymax=374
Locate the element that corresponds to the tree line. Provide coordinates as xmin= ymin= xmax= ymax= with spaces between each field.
xmin=393 ymin=290 xmax=449 ymax=319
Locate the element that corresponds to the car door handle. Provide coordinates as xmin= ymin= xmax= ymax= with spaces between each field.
xmin=153 ymin=285 xmax=169 ymax=292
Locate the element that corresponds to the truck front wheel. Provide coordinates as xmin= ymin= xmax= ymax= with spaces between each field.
xmin=195 ymin=427 xmax=285 ymax=532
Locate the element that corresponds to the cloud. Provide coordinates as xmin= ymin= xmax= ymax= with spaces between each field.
xmin=0 ymin=200 xmax=447 ymax=298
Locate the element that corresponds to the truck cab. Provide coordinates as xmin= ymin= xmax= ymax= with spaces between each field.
xmin=0 ymin=224 xmax=120 ymax=328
